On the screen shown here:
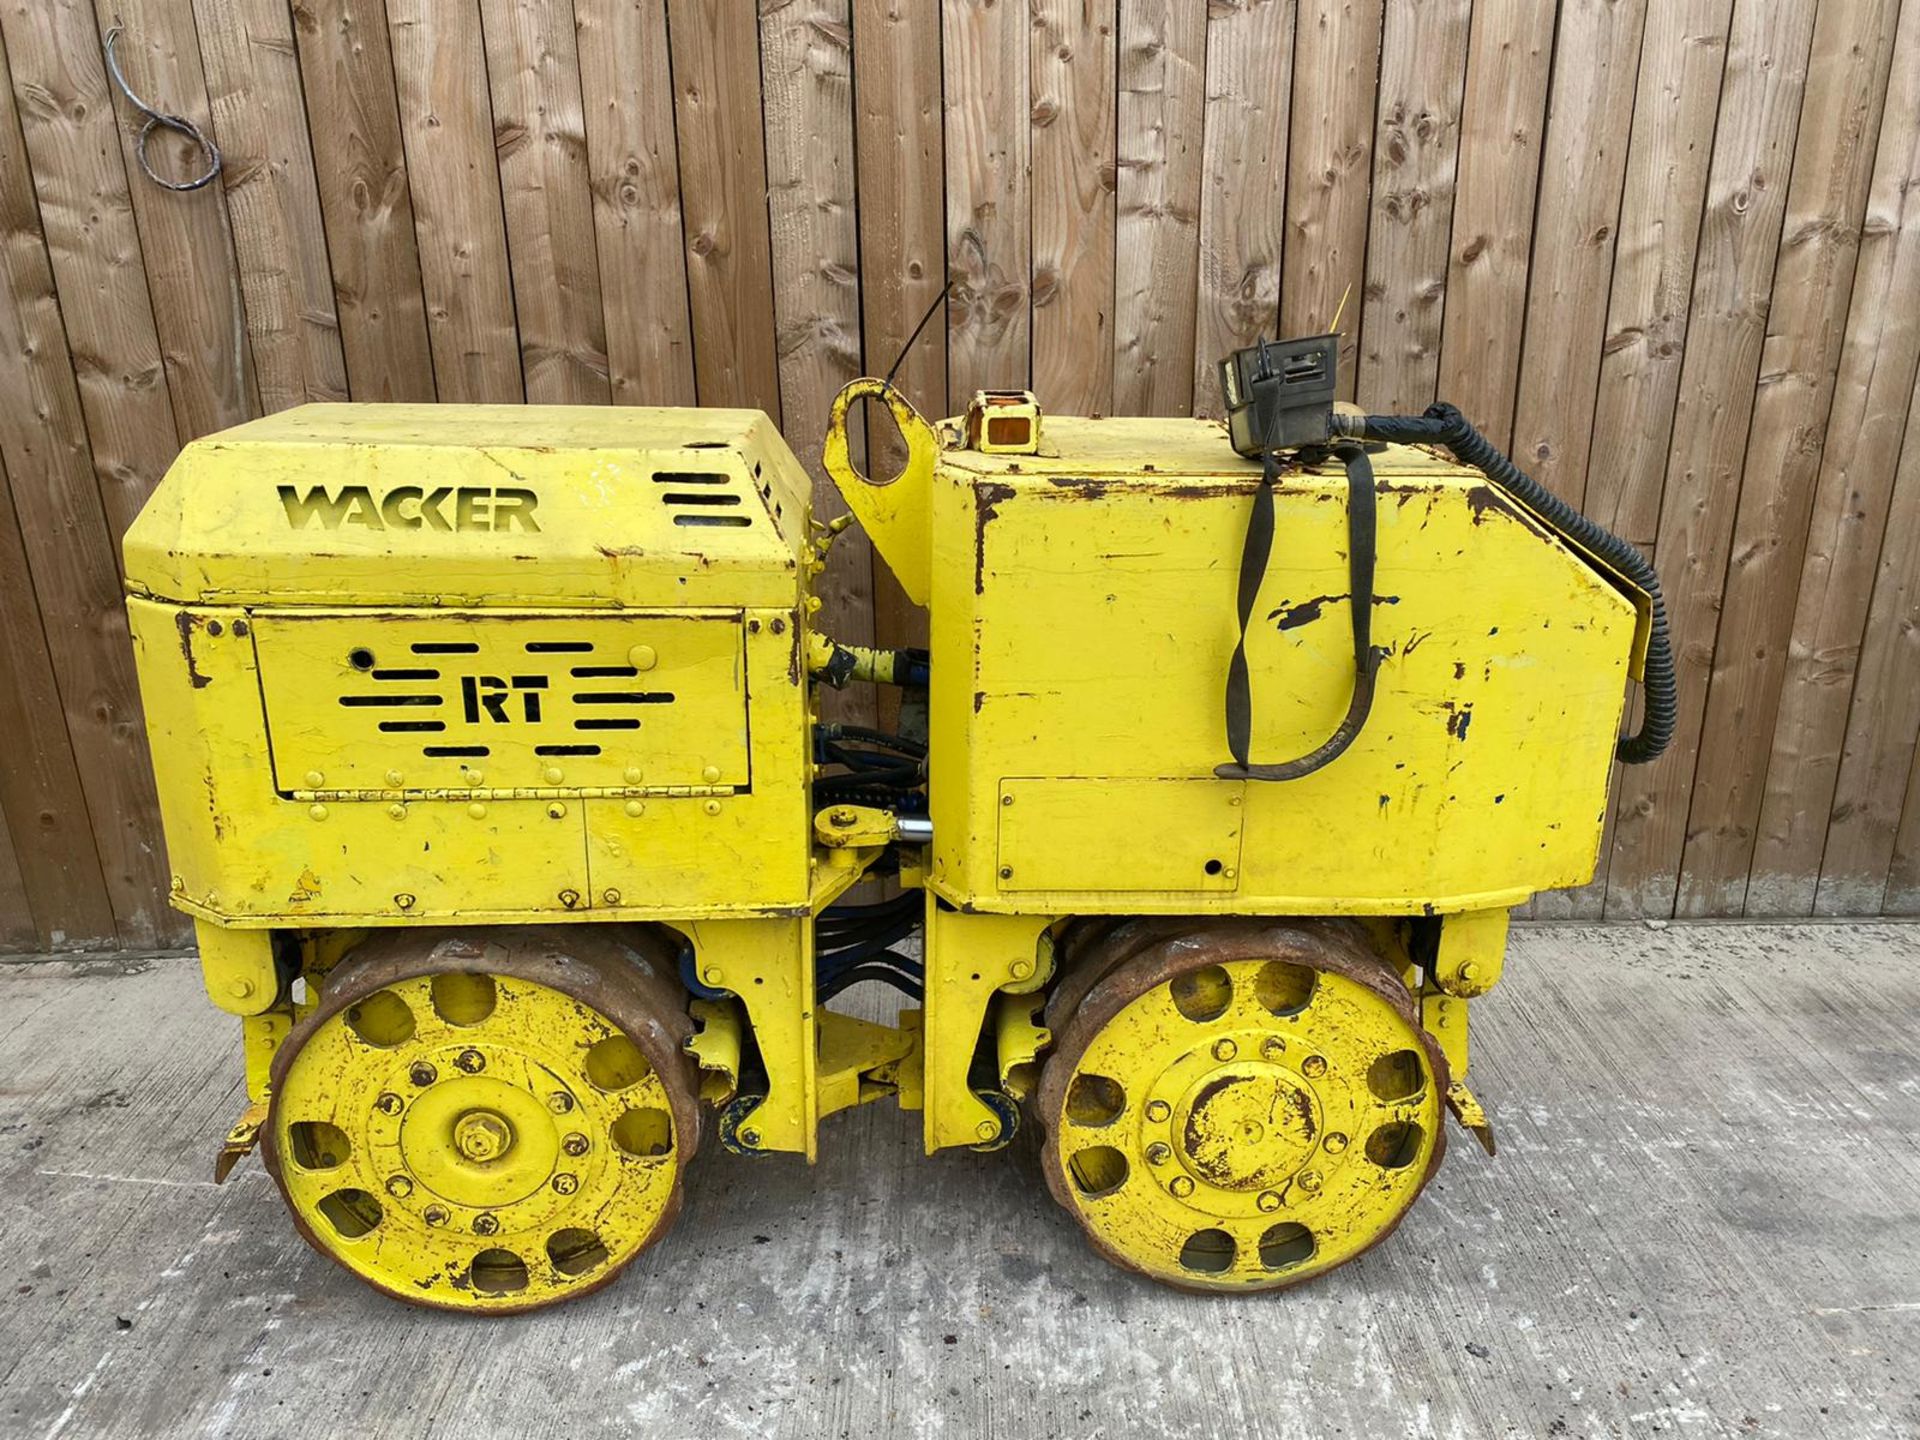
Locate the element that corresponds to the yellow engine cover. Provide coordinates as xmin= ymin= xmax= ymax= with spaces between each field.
xmin=833 ymin=399 xmax=1641 ymax=917
xmin=123 ymin=404 xmax=818 ymax=928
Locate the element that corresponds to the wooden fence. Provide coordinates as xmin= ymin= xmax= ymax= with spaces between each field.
xmin=0 ymin=0 xmax=1916 ymax=950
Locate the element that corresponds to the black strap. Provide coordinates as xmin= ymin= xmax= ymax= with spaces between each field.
xmin=1216 ymin=442 xmax=1385 ymax=782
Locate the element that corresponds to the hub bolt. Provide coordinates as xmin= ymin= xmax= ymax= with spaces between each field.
xmin=739 ymin=1128 xmax=762 ymax=1148
xmin=1145 ymin=1142 xmax=1172 ymax=1166
xmin=386 ymin=1175 xmax=413 ymax=1198
xmin=423 ymin=1205 xmax=449 ymax=1226
xmin=1145 ymin=1100 xmax=1171 ymax=1123
xmin=562 ymin=1133 xmax=590 ymax=1157
xmin=1299 ymin=1170 xmax=1324 ymax=1195
xmin=472 ymin=1213 xmax=499 ymax=1236
xmin=409 ymin=1061 xmax=437 ymax=1087
xmin=552 ymin=1173 xmax=579 ymax=1195
xmin=1301 ymin=1054 xmax=1328 ymax=1079
xmin=1262 ymin=1036 xmax=1287 ymax=1060
xmin=1324 ymin=1132 xmax=1349 ymax=1154
xmin=455 ymin=1048 xmax=486 ymax=1074
xmin=548 ymin=1091 xmax=574 ymax=1114
xmin=1257 ymin=1190 xmax=1282 ymax=1213
xmin=375 ymin=1092 xmax=403 ymax=1116
xmin=975 ymin=1119 xmax=999 ymax=1142
xmin=1212 ymin=1038 xmax=1238 ymax=1062
xmin=1169 ymin=1176 xmax=1195 ymax=1199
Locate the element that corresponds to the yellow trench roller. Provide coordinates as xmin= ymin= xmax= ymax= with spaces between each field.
xmin=123 ymin=337 xmax=1669 ymax=1308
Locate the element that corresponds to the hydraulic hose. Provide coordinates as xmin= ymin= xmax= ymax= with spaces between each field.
xmin=1331 ymin=403 xmax=1675 ymax=764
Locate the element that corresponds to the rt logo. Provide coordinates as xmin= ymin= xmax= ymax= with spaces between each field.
xmin=461 ymin=675 xmax=547 ymax=724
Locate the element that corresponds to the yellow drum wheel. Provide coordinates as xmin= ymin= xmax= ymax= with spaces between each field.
xmin=1035 ymin=919 xmax=1448 ymax=1292
xmin=262 ymin=926 xmax=701 ymax=1313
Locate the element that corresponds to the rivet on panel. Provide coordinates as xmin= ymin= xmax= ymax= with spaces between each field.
xmin=602 ymin=889 xmax=621 ymax=905
xmin=468 ymin=802 xmax=487 ymax=820
xmin=703 ymin=799 xmax=722 ymax=816
xmin=207 ymin=619 xmax=224 ymax=636
xmin=628 ymin=644 xmax=657 ymax=671
xmin=1212 ymin=1038 xmax=1237 ymax=1062
xmin=395 ymin=892 xmax=416 ymax=910
xmin=308 ymin=803 xmax=328 ymax=821
xmin=975 ymin=1119 xmax=998 ymax=1141
xmin=547 ymin=802 xmax=568 ymax=819
xmin=1324 ymin=1132 xmax=1349 ymax=1154
xmin=1298 ymin=1170 xmax=1324 ymax=1194
xmin=624 ymin=800 xmax=645 ymax=818
xmin=1145 ymin=1142 xmax=1172 ymax=1165
xmin=385 ymin=769 xmax=404 ymax=787
xmin=559 ymin=889 xmax=581 ymax=908
xmin=385 ymin=1175 xmax=413 ymax=1198
xmin=1169 ymin=1176 xmax=1194 ymax=1198
xmin=465 ymin=770 xmax=485 ymax=786
xmin=544 ymin=766 xmax=564 ymax=785
xmin=387 ymin=803 xmax=406 ymax=820
xmin=1301 ymin=1054 xmax=1328 ymax=1079
xmin=304 ymin=770 xmax=324 ymax=788
xmin=1257 ymin=1190 xmax=1282 ymax=1213
xmin=231 ymin=619 xmax=249 ymax=637
xmin=1145 ymin=1100 xmax=1171 ymax=1123
xmin=998 ymin=866 xmax=1013 ymax=880
xmin=701 ymin=764 xmax=721 ymax=784
xmin=624 ymin=766 xmax=644 ymax=785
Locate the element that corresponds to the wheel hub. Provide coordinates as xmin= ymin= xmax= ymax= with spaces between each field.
xmin=1171 ymin=1059 xmax=1320 ymax=1192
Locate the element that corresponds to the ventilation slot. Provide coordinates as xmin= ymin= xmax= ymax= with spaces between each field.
xmin=660 ymin=492 xmax=741 ymax=507
xmin=379 ymin=720 xmax=445 ymax=733
xmin=424 ymin=745 xmax=490 ymax=758
xmin=574 ymin=692 xmax=674 ymax=706
xmin=653 ymin=470 xmax=729 ymax=485
xmin=575 ymin=718 xmax=639 ymax=731
xmin=526 ymin=641 xmax=593 ymax=654
xmin=573 ymin=665 xmax=637 ymax=678
xmin=339 ymin=694 xmax=440 ymax=708
xmin=673 ymin=514 xmax=752 ymax=528
xmin=372 ymin=668 xmax=438 ymax=681
xmin=412 ymin=641 xmax=478 ymax=655
xmin=535 ymin=744 xmax=602 ymax=757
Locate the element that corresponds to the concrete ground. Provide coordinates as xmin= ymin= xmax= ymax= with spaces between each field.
xmin=1 ymin=922 xmax=1917 ymax=1439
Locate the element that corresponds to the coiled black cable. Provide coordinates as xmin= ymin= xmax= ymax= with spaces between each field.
xmin=1332 ymin=402 xmax=1675 ymax=764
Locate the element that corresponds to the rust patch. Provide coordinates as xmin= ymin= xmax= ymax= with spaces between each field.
xmin=1267 ymin=593 xmax=1401 ymax=631
xmin=1465 ymin=484 xmax=1522 ymax=525
xmin=973 ymin=480 xmax=1017 ymax=596
xmin=175 ymin=610 xmax=212 ymax=688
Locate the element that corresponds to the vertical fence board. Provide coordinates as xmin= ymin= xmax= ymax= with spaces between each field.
xmin=0 ymin=803 xmax=36 ymax=950
xmin=575 ymin=0 xmax=695 ymax=407
xmin=1605 ymin=0 xmax=1821 ymax=918
xmin=1191 ymin=0 xmax=1293 ymax=420
xmin=0 ymin=31 xmax=175 ymax=946
xmin=193 ymin=0 xmax=350 ymax=412
xmin=1887 ymin=717 xmax=1920 ymax=914
xmin=1031 ymin=0 xmax=1116 ymax=415
xmin=1355 ymin=0 xmax=1470 ymax=413
xmin=1508 ymin=0 xmax=1646 ymax=508
xmin=1751 ymin=0 xmax=1920 ymax=915
xmin=1435 ymin=0 xmax=1553 ymax=449
xmin=0 ymin=0 xmax=182 ymax=543
xmin=0 ymin=460 xmax=117 ymax=950
xmin=1281 ymin=0 xmax=1381 ymax=395
xmin=666 ymin=0 xmax=780 ymax=419
xmin=291 ymin=0 xmax=436 ymax=402
xmin=1113 ymin=0 xmax=1203 ymax=418
xmin=92 ymin=0 xmax=260 ymax=436
xmin=479 ymin=0 xmax=610 ymax=404
xmin=943 ymin=0 xmax=1029 ymax=407
xmin=1679 ymin=0 xmax=1903 ymax=917
xmin=852 ymin=0 xmax=943 ymax=682
xmin=761 ymin=0 xmax=872 ymax=724
xmin=1816 ymin=370 xmax=1920 ymax=914
xmin=386 ymin=0 xmax=522 ymax=402
xmin=1581 ymin=0 xmax=1733 ymax=545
